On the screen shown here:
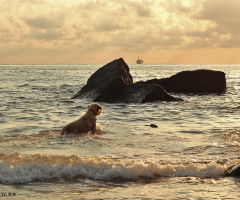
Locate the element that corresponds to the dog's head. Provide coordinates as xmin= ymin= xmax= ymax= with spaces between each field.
xmin=87 ymin=103 xmax=103 ymax=116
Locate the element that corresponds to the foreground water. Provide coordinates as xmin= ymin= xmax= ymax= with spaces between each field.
xmin=0 ymin=63 xmax=240 ymax=199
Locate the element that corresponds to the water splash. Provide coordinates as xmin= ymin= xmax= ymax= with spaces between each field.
xmin=0 ymin=153 xmax=229 ymax=184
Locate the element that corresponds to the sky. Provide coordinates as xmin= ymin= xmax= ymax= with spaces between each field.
xmin=1 ymin=0 xmax=240 ymax=64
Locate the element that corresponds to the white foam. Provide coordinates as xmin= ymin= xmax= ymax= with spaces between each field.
xmin=0 ymin=153 xmax=226 ymax=184
xmin=95 ymin=123 xmax=106 ymax=134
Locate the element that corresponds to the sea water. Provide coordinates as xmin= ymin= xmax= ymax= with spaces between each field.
xmin=0 ymin=64 xmax=240 ymax=199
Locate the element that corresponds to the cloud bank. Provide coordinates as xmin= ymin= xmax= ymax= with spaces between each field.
xmin=0 ymin=0 xmax=240 ymax=64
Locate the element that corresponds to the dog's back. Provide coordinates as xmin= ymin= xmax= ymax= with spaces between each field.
xmin=61 ymin=111 xmax=96 ymax=135
xmin=61 ymin=103 xmax=102 ymax=135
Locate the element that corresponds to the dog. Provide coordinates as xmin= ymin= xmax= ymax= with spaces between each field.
xmin=61 ymin=103 xmax=103 ymax=135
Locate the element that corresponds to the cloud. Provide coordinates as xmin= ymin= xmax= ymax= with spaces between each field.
xmin=132 ymin=2 xmax=153 ymax=17
xmin=24 ymin=16 xmax=64 ymax=30
xmin=27 ymin=29 xmax=63 ymax=40
xmin=197 ymin=0 xmax=240 ymax=20
xmin=0 ymin=0 xmax=240 ymax=64
xmin=93 ymin=18 xmax=124 ymax=32
xmin=193 ymin=0 xmax=240 ymax=48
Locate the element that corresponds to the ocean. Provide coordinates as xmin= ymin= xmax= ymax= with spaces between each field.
xmin=0 ymin=63 xmax=240 ymax=199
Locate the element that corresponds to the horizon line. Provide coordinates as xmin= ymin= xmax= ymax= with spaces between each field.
xmin=0 ymin=62 xmax=239 ymax=65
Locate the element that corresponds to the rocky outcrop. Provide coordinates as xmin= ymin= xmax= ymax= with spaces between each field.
xmin=136 ymin=69 xmax=226 ymax=94
xmin=73 ymin=57 xmax=133 ymax=101
xmin=72 ymin=58 xmax=182 ymax=103
xmin=221 ymin=164 xmax=240 ymax=177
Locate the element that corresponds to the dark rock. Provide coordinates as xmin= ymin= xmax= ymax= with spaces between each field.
xmin=221 ymin=164 xmax=240 ymax=177
xmin=73 ymin=58 xmax=183 ymax=103
xmin=113 ymin=84 xmax=181 ymax=103
xmin=145 ymin=124 xmax=158 ymax=128
xmin=73 ymin=57 xmax=133 ymax=100
xmin=136 ymin=69 xmax=226 ymax=94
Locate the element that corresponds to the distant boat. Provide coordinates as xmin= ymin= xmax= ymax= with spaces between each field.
xmin=136 ymin=57 xmax=143 ymax=64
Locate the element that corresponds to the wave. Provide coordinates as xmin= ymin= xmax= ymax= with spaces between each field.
xmin=0 ymin=153 xmax=229 ymax=184
xmin=223 ymin=129 xmax=240 ymax=144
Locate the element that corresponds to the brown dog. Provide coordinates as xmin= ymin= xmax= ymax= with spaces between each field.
xmin=61 ymin=103 xmax=103 ymax=135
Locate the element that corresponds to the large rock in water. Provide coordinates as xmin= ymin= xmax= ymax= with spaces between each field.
xmin=221 ymin=164 xmax=240 ymax=177
xmin=136 ymin=69 xmax=226 ymax=94
xmin=72 ymin=58 xmax=182 ymax=103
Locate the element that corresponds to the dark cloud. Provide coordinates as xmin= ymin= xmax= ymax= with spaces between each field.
xmin=197 ymin=0 xmax=240 ymax=20
xmin=25 ymin=16 xmax=64 ymax=29
xmin=27 ymin=29 xmax=63 ymax=40
xmin=94 ymin=19 xmax=124 ymax=32
xmin=193 ymin=0 xmax=240 ymax=48
xmin=135 ymin=4 xmax=152 ymax=17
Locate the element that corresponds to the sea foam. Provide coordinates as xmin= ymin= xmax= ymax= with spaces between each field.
xmin=0 ymin=153 xmax=227 ymax=184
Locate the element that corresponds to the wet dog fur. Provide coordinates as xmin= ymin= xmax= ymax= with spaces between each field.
xmin=61 ymin=103 xmax=103 ymax=135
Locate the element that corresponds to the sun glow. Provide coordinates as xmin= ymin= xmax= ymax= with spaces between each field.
xmin=0 ymin=0 xmax=240 ymax=64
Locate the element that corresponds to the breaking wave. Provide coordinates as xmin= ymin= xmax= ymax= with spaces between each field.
xmin=0 ymin=153 xmax=228 ymax=184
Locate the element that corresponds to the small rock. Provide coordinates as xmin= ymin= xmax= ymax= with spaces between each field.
xmin=145 ymin=124 xmax=158 ymax=128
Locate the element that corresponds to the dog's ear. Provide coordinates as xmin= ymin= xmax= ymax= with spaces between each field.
xmin=98 ymin=105 xmax=103 ymax=110
xmin=87 ymin=104 xmax=91 ymax=109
